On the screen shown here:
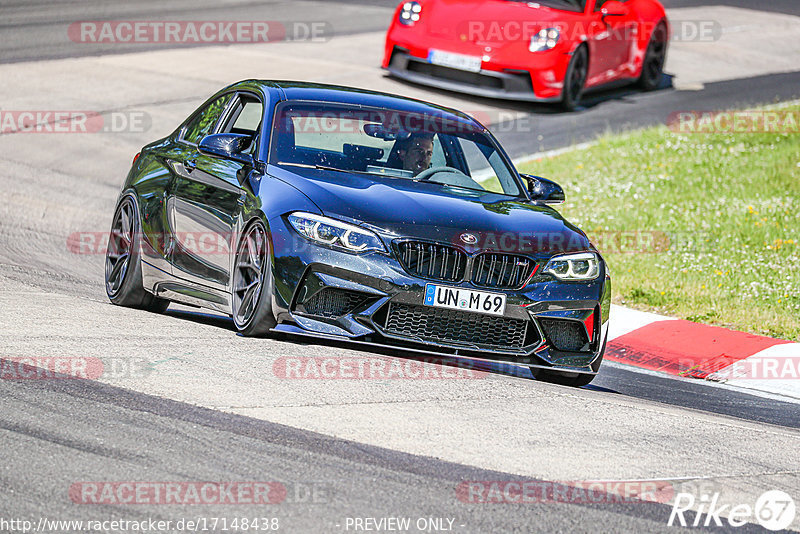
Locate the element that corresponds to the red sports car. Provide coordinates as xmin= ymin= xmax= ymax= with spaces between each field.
xmin=382 ymin=0 xmax=669 ymax=110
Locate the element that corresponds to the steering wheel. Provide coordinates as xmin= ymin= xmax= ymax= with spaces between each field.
xmin=415 ymin=166 xmax=469 ymax=182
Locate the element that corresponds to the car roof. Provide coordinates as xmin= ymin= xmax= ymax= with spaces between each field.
xmin=231 ymin=79 xmax=485 ymax=130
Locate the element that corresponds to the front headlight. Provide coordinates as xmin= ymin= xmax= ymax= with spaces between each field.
xmin=399 ymin=1 xmax=422 ymax=25
xmin=288 ymin=212 xmax=386 ymax=253
xmin=544 ymin=252 xmax=600 ymax=281
xmin=529 ymin=28 xmax=560 ymax=52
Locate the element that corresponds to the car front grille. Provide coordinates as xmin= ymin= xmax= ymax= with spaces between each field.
xmin=406 ymin=61 xmax=504 ymax=89
xmin=396 ymin=241 xmax=466 ymax=282
xmin=383 ymin=302 xmax=530 ymax=349
xmin=540 ymin=319 xmax=589 ymax=352
xmin=301 ymin=288 xmax=370 ymax=318
xmin=396 ymin=241 xmax=536 ymax=289
xmin=471 ymin=253 xmax=536 ymax=289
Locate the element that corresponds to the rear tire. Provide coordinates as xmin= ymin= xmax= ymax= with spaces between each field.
xmin=638 ymin=22 xmax=668 ymax=91
xmin=231 ymin=219 xmax=276 ymax=337
xmin=105 ymin=194 xmax=170 ymax=313
xmin=561 ymin=45 xmax=588 ymax=111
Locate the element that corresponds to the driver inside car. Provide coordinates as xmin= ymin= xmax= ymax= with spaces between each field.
xmin=394 ymin=133 xmax=434 ymax=176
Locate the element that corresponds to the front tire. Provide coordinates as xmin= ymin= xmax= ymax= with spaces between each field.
xmin=530 ymin=332 xmax=607 ymax=387
xmin=561 ymin=45 xmax=588 ymax=112
xmin=530 ymin=367 xmax=597 ymax=387
xmin=231 ymin=219 xmax=276 ymax=336
xmin=105 ymin=194 xmax=170 ymax=313
xmin=638 ymin=22 xmax=668 ymax=91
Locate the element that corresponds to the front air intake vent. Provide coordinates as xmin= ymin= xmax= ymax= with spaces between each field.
xmin=540 ymin=319 xmax=590 ymax=352
xmin=301 ymin=288 xmax=370 ymax=318
xmin=384 ymin=302 xmax=531 ymax=349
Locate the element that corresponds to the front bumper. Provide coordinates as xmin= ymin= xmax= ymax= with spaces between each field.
xmin=384 ymin=46 xmax=567 ymax=103
xmin=269 ymin=222 xmax=611 ymax=375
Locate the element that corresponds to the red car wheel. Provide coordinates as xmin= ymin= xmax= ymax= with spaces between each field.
xmin=638 ymin=22 xmax=668 ymax=91
xmin=561 ymin=45 xmax=588 ymax=111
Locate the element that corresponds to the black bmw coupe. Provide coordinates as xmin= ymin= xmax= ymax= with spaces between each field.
xmin=105 ymin=80 xmax=610 ymax=386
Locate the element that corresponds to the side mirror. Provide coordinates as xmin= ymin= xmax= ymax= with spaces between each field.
xmin=522 ymin=174 xmax=565 ymax=205
xmin=198 ymin=133 xmax=254 ymax=165
xmin=601 ymin=0 xmax=629 ymax=18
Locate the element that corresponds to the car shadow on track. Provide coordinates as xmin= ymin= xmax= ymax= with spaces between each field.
xmin=578 ymin=73 xmax=675 ymax=110
xmin=165 ymin=304 xmax=620 ymax=391
xmin=165 ymin=307 xmax=238 ymax=332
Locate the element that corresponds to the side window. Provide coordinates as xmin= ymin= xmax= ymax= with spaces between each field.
xmin=219 ymin=95 xmax=264 ymax=155
xmin=594 ymin=0 xmax=626 ymax=11
xmin=230 ymin=101 xmax=263 ymax=133
xmin=430 ymin=134 xmax=446 ymax=168
xmin=457 ymin=138 xmax=514 ymax=195
xmin=459 ymin=138 xmax=491 ymax=177
xmin=182 ymin=94 xmax=232 ymax=144
xmin=219 ymin=96 xmax=263 ymax=134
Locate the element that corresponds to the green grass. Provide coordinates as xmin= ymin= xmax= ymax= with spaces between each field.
xmin=517 ymin=105 xmax=800 ymax=341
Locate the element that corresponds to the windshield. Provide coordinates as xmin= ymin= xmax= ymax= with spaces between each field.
xmin=505 ymin=0 xmax=586 ymax=12
xmin=269 ymin=102 xmax=523 ymax=197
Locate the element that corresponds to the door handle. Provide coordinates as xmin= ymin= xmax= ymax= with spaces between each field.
xmin=184 ymin=159 xmax=197 ymax=173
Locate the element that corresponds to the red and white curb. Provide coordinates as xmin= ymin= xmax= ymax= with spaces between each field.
xmin=607 ymin=305 xmax=800 ymax=400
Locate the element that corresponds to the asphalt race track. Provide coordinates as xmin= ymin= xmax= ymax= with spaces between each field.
xmin=1 ymin=1 xmax=799 ymax=532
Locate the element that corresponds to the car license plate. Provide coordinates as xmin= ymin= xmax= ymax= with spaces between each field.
xmin=427 ymin=49 xmax=482 ymax=73
xmin=424 ymin=284 xmax=506 ymax=316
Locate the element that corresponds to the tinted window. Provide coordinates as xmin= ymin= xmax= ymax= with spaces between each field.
xmin=594 ymin=0 xmax=627 ymax=10
xmin=216 ymin=95 xmax=264 ymax=156
xmin=219 ymin=96 xmax=263 ymax=135
xmin=182 ymin=94 xmax=232 ymax=144
xmin=270 ymin=102 xmax=523 ymax=197
xmin=430 ymin=135 xmax=447 ymax=168
xmin=292 ymin=115 xmax=387 ymax=155
xmin=507 ymin=0 xmax=586 ymax=12
xmin=452 ymin=138 xmax=519 ymax=196
xmin=233 ymin=102 xmax=262 ymax=132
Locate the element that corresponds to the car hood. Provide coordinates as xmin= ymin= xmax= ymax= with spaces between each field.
xmin=424 ymin=0 xmax=583 ymax=42
xmin=270 ymin=166 xmax=590 ymax=256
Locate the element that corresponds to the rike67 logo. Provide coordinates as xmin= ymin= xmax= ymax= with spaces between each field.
xmin=668 ymin=490 xmax=796 ymax=531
